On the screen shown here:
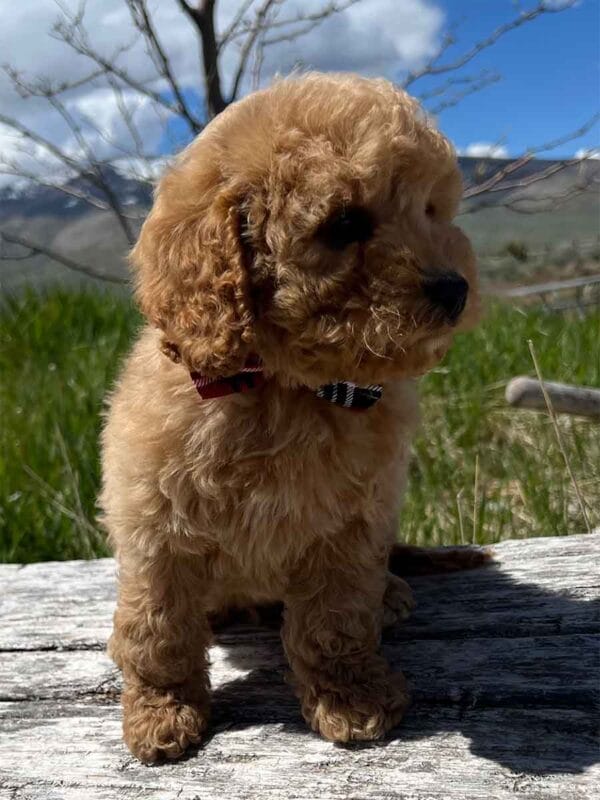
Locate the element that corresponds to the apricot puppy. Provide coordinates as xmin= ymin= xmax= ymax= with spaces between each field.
xmin=100 ymin=72 xmax=479 ymax=762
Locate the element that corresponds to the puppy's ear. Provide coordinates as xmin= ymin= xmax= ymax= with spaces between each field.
xmin=131 ymin=178 xmax=254 ymax=378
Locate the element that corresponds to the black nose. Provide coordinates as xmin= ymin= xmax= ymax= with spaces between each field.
xmin=423 ymin=271 xmax=469 ymax=324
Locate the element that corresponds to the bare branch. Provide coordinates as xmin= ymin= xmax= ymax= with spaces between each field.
xmin=403 ymin=1 xmax=577 ymax=89
xmin=525 ymin=113 xmax=600 ymax=156
xmin=251 ymin=27 xmax=268 ymax=91
xmin=0 ymin=110 xmax=83 ymax=175
xmin=226 ymin=0 xmax=360 ymax=43
xmin=0 ymin=163 xmax=110 ymax=212
xmin=174 ymin=0 xmax=201 ymax=25
xmin=3 ymin=58 xmax=153 ymax=174
xmin=1 ymin=0 xmax=595 ymax=297
xmin=427 ymin=72 xmax=501 ymax=116
xmin=502 ymin=180 xmax=600 ymax=214
xmin=463 ymin=113 xmax=600 ymax=199
xmin=229 ymin=0 xmax=279 ymax=102
xmin=471 ymin=158 xmax=583 ymax=197
xmin=70 ymin=88 xmax=147 ymax=164
xmin=2 ymin=62 xmax=148 ymax=243
xmin=1 ymin=65 xmax=106 ymax=97
xmin=175 ymin=0 xmax=227 ymax=117
xmin=51 ymin=5 xmax=187 ymax=122
xmin=0 ymin=230 xmax=129 ymax=285
xmin=261 ymin=15 xmax=333 ymax=46
xmin=463 ymin=176 xmax=599 ymax=216
xmin=461 ymin=150 xmax=600 ymax=216
xmin=106 ymin=75 xmax=145 ymax=160
xmin=46 ymin=96 xmax=137 ymax=243
xmin=416 ymin=70 xmax=499 ymax=103
xmin=227 ymin=0 xmax=361 ymax=99
xmin=125 ymin=0 xmax=203 ymax=133
xmin=218 ymin=0 xmax=258 ymax=51
xmin=0 ymin=159 xmax=148 ymax=221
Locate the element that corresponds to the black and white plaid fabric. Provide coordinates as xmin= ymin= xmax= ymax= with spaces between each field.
xmin=316 ymin=381 xmax=383 ymax=410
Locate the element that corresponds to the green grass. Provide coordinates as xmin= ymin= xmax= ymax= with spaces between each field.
xmin=0 ymin=289 xmax=141 ymax=562
xmin=404 ymin=304 xmax=599 ymax=545
xmin=1 ymin=289 xmax=598 ymax=562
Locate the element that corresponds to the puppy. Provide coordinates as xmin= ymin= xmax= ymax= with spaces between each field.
xmin=100 ymin=72 xmax=479 ymax=763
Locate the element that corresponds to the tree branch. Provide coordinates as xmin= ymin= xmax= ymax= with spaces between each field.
xmin=105 ymin=75 xmax=146 ymax=160
xmin=51 ymin=4 xmax=187 ymax=122
xmin=0 ymin=230 xmax=129 ymax=285
xmin=464 ymin=176 xmax=600 ymax=215
xmin=427 ymin=71 xmax=501 ymax=116
xmin=403 ymin=1 xmax=577 ymax=89
xmin=226 ymin=0 xmax=360 ymax=43
xmin=125 ymin=0 xmax=203 ymax=133
xmin=0 ymin=163 xmax=110 ymax=212
xmin=1 ymin=66 xmax=106 ymax=98
xmin=227 ymin=0 xmax=361 ymax=99
xmin=463 ymin=114 xmax=600 ymax=200
xmin=218 ymin=0 xmax=257 ymax=51
xmin=229 ymin=0 xmax=278 ymax=102
xmin=175 ymin=0 xmax=227 ymax=117
xmin=0 ymin=110 xmax=84 ymax=177
xmin=503 ymin=180 xmax=600 ymax=214
xmin=46 ymin=96 xmax=137 ymax=243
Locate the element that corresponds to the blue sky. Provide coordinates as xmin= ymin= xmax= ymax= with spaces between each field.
xmin=425 ymin=0 xmax=600 ymax=158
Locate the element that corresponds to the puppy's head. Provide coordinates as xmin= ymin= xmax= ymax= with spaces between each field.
xmin=133 ymin=73 xmax=479 ymax=387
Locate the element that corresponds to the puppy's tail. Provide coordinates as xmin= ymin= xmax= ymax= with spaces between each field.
xmin=388 ymin=543 xmax=493 ymax=576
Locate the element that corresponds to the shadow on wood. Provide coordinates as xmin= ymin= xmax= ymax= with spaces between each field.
xmin=209 ymin=560 xmax=599 ymax=777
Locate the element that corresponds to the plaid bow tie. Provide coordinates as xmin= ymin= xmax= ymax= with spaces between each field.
xmin=190 ymin=361 xmax=383 ymax=411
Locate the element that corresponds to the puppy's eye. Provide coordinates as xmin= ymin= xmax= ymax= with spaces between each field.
xmin=425 ymin=202 xmax=436 ymax=218
xmin=317 ymin=206 xmax=374 ymax=251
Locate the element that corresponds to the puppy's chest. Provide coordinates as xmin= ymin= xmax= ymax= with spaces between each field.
xmin=180 ymin=388 xmax=416 ymax=557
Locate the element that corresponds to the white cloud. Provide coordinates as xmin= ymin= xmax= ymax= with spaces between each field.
xmin=0 ymin=119 xmax=73 ymax=190
xmin=542 ymin=0 xmax=581 ymax=8
xmin=247 ymin=0 xmax=444 ymax=79
xmin=0 ymin=0 xmax=445 ymax=187
xmin=462 ymin=142 xmax=509 ymax=159
xmin=575 ymin=147 xmax=600 ymax=160
xmin=112 ymin=155 xmax=173 ymax=183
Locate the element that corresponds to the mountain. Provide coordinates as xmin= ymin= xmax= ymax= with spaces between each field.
xmin=0 ymin=167 xmax=152 ymax=222
xmin=0 ymin=157 xmax=598 ymax=292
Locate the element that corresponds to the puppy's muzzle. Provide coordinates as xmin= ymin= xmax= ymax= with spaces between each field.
xmin=422 ymin=270 xmax=469 ymax=325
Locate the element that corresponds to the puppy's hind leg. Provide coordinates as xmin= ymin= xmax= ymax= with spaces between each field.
xmin=382 ymin=572 xmax=415 ymax=628
xmin=109 ymin=550 xmax=211 ymax=763
xmin=382 ymin=543 xmax=492 ymax=628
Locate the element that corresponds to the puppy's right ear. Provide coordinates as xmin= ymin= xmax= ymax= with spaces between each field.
xmin=131 ymin=162 xmax=255 ymax=379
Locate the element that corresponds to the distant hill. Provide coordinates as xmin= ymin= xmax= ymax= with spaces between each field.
xmin=457 ymin=156 xmax=600 ymax=262
xmin=0 ymin=156 xmax=598 ymax=292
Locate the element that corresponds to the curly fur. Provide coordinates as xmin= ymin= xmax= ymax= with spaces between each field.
xmin=100 ymin=72 xmax=480 ymax=763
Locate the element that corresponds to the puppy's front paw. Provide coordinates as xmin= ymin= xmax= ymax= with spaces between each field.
xmin=122 ymin=684 xmax=208 ymax=763
xmin=301 ymin=671 xmax=409 ymax=742
xmin=383 ymin=572 xmax=415 ymax=628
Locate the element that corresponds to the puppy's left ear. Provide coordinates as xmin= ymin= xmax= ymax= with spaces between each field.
xmin=131 ymin=180 xmax=254 ymax=378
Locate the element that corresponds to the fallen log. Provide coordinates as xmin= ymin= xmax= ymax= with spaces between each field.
xmin=0 ymin=534 xmax=598 ymax=799
xmin=506 ymin=376 xmax=600 ymax=419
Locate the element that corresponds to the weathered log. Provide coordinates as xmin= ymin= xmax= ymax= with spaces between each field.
xmin=506 ymin=376 xmax=600 ymax=419
xmin=0 ymin=534 xmax=598 ymax=799
xmin=490 ymin=273 xmax=600 ymax=298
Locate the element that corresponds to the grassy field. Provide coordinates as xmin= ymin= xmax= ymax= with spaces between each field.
xmin=1 ymin=289 xmax=598 ymax=562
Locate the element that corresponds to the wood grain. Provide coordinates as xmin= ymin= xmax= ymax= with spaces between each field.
xmin=0 ymin=534 xmax=598 ymax=799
